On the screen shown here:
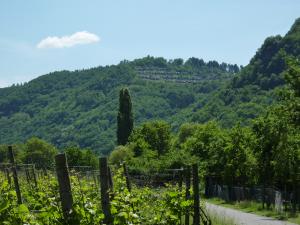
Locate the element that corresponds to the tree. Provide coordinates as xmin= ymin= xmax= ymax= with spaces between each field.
xmin=224 ymin=125 xmax=257 ymax=186
xmin=129 ymin=121 xmax=171 ymax=156
xmin=252 ymin=109 xmax=289 ymax=208
xmin=0 ymin=145 xmax=7 ymax=163
xmin=185 ymin=57 xmax=205 ymax=68
xmin=281 ymin=58 xmax=300 ymax=212
xmin=117 ymin=88 xmax=133 ymax=145
xmin=65 ymin=146 xmax=83 ymax=166
xmin=285 ymin=58 xmax=300 ymax=97
xmin=177 ymin=123 xmax=201 ymax=144
xmin=23 ymin=137 xmax=58 ymax=169
xmin=181 ymin=121 xmax=228 ymax=178
xmin=109 ymin=145 xmax=133 ymax=165
xmin=140 ymin=121 xmax=171 ymax=156
xmin=170 ymin=58 xmax=184 ymax=66
xmin=64 ymin=146 xmax=98 ymax=168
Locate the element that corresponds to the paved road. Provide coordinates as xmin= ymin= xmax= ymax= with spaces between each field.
xmin=206 ymin=203 xmax=297 ymax=225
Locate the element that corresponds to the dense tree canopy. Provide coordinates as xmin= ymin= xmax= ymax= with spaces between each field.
xmin=117 ymin=88 xmax=133 ymax=145
xmin=233 ymin=18 xmax=300 ymax=90
xmin=64 ymin=146 xmax=98 ymax=168
xmin=0 ymin=56 xmax=243 ymax=154
xmin=108 ymin=58 xmax=300 ymax=197
xmin=22 ymin=137 xmax=58 ymax=169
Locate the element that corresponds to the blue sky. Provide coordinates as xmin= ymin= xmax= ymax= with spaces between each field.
xmin=0 ymin=0 xmax=299 ymax=87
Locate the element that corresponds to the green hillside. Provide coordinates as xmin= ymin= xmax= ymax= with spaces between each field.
xmin=0 ymin=18 xmax=299 ymax=154
xmin=0 ymin=58 xmax=239 ymax=154
xmin=233 ymin=18 xmax=300 ymax=89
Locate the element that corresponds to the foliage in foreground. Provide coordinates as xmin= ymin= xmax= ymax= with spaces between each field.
xmin=0 ymin=167 xmax=193 ymax=225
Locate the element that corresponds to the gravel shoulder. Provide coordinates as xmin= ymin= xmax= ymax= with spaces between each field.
xmin=206 ymin=203 xmax=297 ymax=225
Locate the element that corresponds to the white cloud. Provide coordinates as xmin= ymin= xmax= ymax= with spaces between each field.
xmin=37 ymin=31 xmax=100 ymax=49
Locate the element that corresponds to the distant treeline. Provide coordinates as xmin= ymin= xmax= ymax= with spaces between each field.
xmin=0 ymin=138 xmax=98 ymax=169
xmin=131 ymin=56 xmax=241 ymax=73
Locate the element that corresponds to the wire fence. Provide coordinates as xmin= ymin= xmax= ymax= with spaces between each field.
xmin=205 ymin=183 xmax=300 ymax=213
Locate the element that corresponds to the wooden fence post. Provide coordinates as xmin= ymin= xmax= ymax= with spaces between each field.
xmin=55 ymin=153 xmax=73 ymax=220
xmin=92 ymin=170 xmax=97 ymax=189
xmin=123 ymin=163 xmax=131 ymax=192
xmin=178 ymin=168 xmax=183 ymax=225
xmin=292 ymin=181 xmax=297 ymax=213
xmin=5 ymin=168 xmax=11 ymax=187
xmin=8 ymin=146 xmax=22 ymax=204
xmin=97 ymin=174 xmax=100 ymax=185
xmin=108 ymin=166 xmax=114 ymax=191
xmin=25 ymin=167 xmax=31 ymax=185
xmin=31 ymin=165 xmax=38 ymax=188
xmin=192 ymin=164 xmax=200 ymax=225
xmin=185 ymin=165 xmax=191 ymax=225
xmin=178 ymin=168 xmax=183 ymax=192
xmin=42 ymin=167 xmax=48 ymax=177
xmin=99 ymin=157 xmax=113 ymax=224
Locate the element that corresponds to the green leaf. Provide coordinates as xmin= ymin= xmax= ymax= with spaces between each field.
xmin=16 ymin=204 xmax=29 ymax=214
xmin=0 ymin=200 xmax=9 ymax=212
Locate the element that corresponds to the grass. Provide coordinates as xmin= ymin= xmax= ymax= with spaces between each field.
xmin=181 ymin=212 xmax=237 ymax=225
xmin=208 ymin=212 xmax=237 ymax=225
xmin=205 ymin=197 xmax=300 ymax=224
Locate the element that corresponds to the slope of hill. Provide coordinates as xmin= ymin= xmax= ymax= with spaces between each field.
xmin=0 ymin=58 xmax=239 ymax=154
xmin=0 ymin=18 xmax=299 ymax=154
xmin=232 ymin=18 xmax=300 ymax=89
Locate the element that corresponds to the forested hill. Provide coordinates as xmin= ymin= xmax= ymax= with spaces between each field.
xmin=0 ymin=18 xmax=299 ymax=154
xmin=232 ymin=18 xmax=300 ymax=89
xmin=0 ymin=57 xmax=240 ymax=154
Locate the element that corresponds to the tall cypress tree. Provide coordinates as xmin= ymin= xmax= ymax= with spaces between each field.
xmin=117 ymin=88 xmax=133 ymax=145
